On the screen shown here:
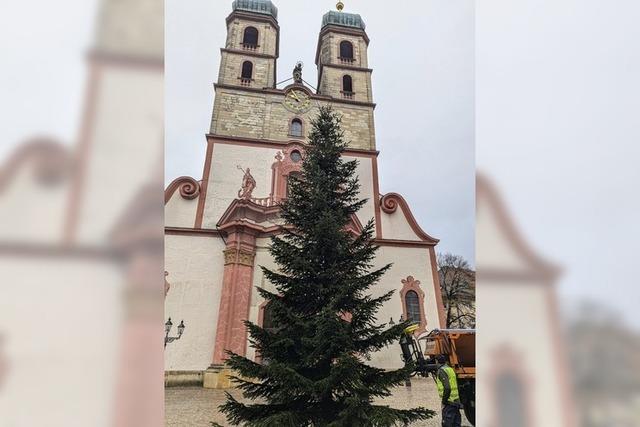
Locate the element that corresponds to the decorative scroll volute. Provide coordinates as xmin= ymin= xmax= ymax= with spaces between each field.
xmin=379 ymin=193 xmax=440 ymax=244
xmin=165 ymin=176 xmax=201 ymax=203
xmin=179 ymin=178 xmax=200 ymax=199
xmin=380 ymin=193 xmax=400 ymax=214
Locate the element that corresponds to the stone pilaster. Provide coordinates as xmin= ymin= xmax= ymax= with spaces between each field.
xmin=211 ymin=227 xmax=257 ymax=365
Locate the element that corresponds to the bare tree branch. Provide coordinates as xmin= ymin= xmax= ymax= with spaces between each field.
xmin=437 ymin=252 xmax=475 ymax=328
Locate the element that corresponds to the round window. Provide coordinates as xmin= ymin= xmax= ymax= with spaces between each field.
xmin=290 ymin=150 xmax=302 ymax=163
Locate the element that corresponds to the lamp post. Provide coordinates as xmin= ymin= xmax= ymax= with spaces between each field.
xmin=164 ymin=317 xmax=185 ymax=348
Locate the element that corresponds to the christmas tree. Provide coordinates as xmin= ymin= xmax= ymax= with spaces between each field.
xmin=217 ymin=107 xmax=435 ymax=426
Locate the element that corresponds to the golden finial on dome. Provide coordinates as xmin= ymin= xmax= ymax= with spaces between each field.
xmin=336 ymin=1 xmax=344 ymax=11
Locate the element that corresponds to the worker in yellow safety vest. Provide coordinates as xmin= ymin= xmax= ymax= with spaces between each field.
xmin=435 ymin=354 xmax=462 ymax=427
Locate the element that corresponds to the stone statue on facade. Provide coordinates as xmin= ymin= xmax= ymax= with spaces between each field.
xmin=293 ymin=61 xmax=303 ymax=84
xmin=237 ymin=166 xmax=256 ymax=199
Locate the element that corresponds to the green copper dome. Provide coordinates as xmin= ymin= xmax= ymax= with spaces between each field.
xmin=321 ymin=10 xmax=366 ymax=30
xmin=232 ymin=0 xmax=278 ymax=20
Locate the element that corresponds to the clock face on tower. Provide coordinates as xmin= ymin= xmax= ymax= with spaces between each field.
xmin=283 ymin=88 xmax=312 ymax=113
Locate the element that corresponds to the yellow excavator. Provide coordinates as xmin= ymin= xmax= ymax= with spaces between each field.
xmin=400 ymin=324 xmax=476 ymax=426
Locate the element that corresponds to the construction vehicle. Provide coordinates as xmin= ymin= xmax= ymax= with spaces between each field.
xmin=400 ymin=324 xmax=476 ymax=426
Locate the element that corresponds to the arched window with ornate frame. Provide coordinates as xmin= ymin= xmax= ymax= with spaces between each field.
xmin=256 ymin=300 xmax=278 ymax=364
xmin=270 ymin=144 xmax=305 ymax=203
xmin=405 ymin=291 xmax=421 ymax=322
xmin=260 ymin=302 xmax=277 ymax=332
xmin=286 ymin=171 xmax=302 ymax=198
xmin=400 ymin=276 xmax=427 ymax=334
xmin=488 ymin=346 xmax=533 ymax=427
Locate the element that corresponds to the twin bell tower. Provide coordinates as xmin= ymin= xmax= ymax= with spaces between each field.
xmin=212 ymin=0 xmax=376 ymax=151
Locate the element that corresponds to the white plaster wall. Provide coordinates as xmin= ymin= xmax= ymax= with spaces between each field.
xmin=164 ymin=234 xmax=226 ymax=370
xmin=476 ymin=283 xmax=564 ymax=427
xmin=371 ymin=246 xmax=439 ymax=368
xmin=0 ymin=256 xmax=123 ymax=427
xmin=202 ymin=143 xmax=281 ymax=229
xmin=380 ymin=207 xmax=422 ymax=241
xmin=345 ymin=155 xmax=375 ymax=228
xmin=76 ymin=66 xmax=163 ymax=245
xmin=202 ymin=144 xmax=379 ymax=231
xmin=0 ymin=162 xmax=69 ymax=243
xmin=165 ymin=192 xmax=198 ymax=228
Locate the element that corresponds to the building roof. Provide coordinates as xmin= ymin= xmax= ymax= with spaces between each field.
xmin=321 ymin=10 xmax=366 ymax=30
xmin=232 ymin=0 xmax=278 ymax=20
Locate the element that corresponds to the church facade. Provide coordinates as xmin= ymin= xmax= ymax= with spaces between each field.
xmin=165 ymin=0 xmax=445 ymax=387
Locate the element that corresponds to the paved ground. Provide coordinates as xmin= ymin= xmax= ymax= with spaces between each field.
xmin=165 ymin=377 xmax=472 ymax=426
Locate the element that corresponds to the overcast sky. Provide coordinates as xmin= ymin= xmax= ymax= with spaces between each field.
xmin=0 ymin=0 xmax=97 ymax=160
xmin=477 ymin=0 xmax=640 ymax=328
xmin=166 ymin=0 xmax=476 ymax=265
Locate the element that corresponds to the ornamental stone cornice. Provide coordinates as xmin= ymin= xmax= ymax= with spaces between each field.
xmin=217 ymin=198 xmax=364 ymax=239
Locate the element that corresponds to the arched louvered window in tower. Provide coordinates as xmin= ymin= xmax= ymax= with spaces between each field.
xmin=240 ymin=61 xmax=253 ymax=85
xmin=339 ymin=40 xmax=354 ymax=60
xmin=242 ymin=26 xmax=259 ymax=48
xmin=342 ymin=75 xmax=353 ymax=99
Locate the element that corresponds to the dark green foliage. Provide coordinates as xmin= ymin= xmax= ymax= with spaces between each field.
xmin=218 ymin=107 xmax=435 ymax=426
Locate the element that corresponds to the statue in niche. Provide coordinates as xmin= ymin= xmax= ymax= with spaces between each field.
xmin=293 ymin=61 xmax=303 ymax=84
xmin=237 ymin=166 xmax=256 ymax=199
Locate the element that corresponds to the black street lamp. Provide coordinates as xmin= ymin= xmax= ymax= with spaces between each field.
xmin=164 ymin=317 xmax=185 ymax=348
